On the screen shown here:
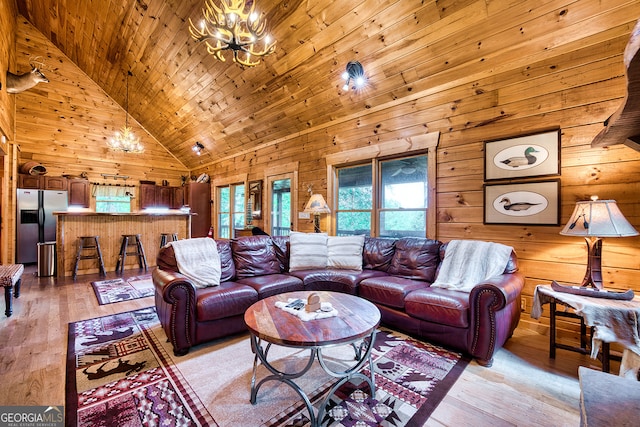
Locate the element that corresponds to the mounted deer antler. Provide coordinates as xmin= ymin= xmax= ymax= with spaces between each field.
xmin=6 ymin=56 xmax=50 ymax=94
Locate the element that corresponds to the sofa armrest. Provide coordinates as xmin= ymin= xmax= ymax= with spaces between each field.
xmin=467 ymin=271 xmax=525 ymax=365
xmin=152 ymin=268 xmax=198 ymax=355
xmin=153 ymin=267 xmax=196 ymax=303
xmin=470 ymin=271 xmax=524 ymax=309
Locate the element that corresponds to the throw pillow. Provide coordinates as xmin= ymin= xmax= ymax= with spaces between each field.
xmin=327 ymin=235 xmax=365 ymax=270
xmin=289 ymin=231 xmax=328 ymax=271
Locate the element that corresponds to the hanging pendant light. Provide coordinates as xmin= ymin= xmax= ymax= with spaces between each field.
xmin=108 ymin=71 xmax=144 ymax=153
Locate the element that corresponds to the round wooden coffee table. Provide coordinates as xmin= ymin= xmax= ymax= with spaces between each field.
xmin=244 ymin=290 xmax=381 ymax=427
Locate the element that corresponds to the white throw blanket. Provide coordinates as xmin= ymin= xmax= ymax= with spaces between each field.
xmin=168 ymin=238 xmax=221 ymax=288
xmin=430 ymin=240 xmax=513 ymax=292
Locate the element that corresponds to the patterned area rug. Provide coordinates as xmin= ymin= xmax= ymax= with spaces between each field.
xmin=66 ymin=307 xmax=469 ymax=426
xmin=90 ymin=275 xmax=154 ymax=305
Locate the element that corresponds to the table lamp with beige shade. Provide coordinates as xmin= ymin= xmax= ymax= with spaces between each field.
xmin=304 ymin=194 xmax=331 ymax=233
xmin=560 ymin=196 xmax=638 ymax=290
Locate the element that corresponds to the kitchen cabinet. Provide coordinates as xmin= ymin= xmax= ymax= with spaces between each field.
xmin=172 ymin=186 xmax=185 ymax=209
xmin=139 ymin=183 xmax=186 ymax=210
xmin=139 ymin=183 xmax=157 ymax=209
xmin=68 ymin=178 xmax=90 ymax=207
xmin=44 ymin=176 xmax=68 ymax=190
xmin=185 ymin=182 xmax=211 ymax=237
xmin=18 ymin=174 xmax=69 ymax=190
xmin=156 ymin=186 xmax=173 ymax=208
xmin=18 ymin=174 xmax=42 ymax=189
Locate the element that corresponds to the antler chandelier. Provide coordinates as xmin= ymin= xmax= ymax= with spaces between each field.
xmin=189 ymin=0 xmax=276 ymax=67
xmin=108 ymin=71 xmax=144 ymax=153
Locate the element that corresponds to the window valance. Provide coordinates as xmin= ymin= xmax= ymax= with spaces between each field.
xmin=91 ymin=184 xmax=136 ymax=198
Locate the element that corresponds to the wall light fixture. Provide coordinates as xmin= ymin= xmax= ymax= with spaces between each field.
xmin=192 ymin=142 xmax=205 ymax=155
xmin=342 ymin=61 xmax=366 ymax=91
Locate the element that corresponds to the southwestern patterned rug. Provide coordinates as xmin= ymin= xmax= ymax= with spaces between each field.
xmin=90 ymin=274 xmax=154 ymax=305
xmin=66 ymin=307 xmax=469 ymax=426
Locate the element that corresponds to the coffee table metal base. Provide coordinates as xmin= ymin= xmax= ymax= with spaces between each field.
xmin=249 ymin=330 xmax=377 ymax=427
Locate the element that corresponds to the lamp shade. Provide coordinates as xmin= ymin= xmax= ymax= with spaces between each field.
xmin=560 ymin=199 xmax=638 ymax=237
xmin=304 ymin=194 xmax=331 ymax=214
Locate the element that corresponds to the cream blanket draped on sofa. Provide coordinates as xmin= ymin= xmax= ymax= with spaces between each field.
xmin=168 ymin=237 xmax=221 ymax=288
xmin=431 ymin=240 xmax=513 ymax=292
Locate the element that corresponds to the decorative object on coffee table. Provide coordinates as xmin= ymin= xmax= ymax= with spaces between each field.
xmin=306 ymin=292 xmax=321 ymax=312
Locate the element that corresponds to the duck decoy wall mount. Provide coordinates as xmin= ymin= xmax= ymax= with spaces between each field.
xmin=484 ymin=130 xmax=560 ymax=182
xmin=482 ymin=130 xmax=561 ymax=227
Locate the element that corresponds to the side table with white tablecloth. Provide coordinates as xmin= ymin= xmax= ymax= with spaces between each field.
xmin=532 ymin=285 xmax=640 ymax=378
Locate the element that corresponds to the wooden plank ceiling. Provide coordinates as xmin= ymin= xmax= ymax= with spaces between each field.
xmin=16 ymin=0 xmax=466 ymax=170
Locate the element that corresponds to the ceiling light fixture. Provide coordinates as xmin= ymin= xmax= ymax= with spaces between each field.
xmin=342 ymin=61 xmax=366 ymax=91
xmin=189 ymin=0 xmax=276 ymax=68
xmin=192 ymin=141 xmax=205 ymax=155
xmin=108 ymin=71 xmax=144 ymax=153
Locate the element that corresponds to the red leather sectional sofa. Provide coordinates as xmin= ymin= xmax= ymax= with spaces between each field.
xmin=152 ymin=235 xmax=524 ymax=366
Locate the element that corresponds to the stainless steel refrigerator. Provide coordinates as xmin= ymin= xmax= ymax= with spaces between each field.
xmin=16 ymin=189 xmax=68 ymax=263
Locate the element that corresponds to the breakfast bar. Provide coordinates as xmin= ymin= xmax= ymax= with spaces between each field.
xmin=54 ymin=211 xmax=192 ymax=277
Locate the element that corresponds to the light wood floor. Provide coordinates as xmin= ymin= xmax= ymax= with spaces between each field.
xmin=0 ymin=265 xmax=608 ymax=426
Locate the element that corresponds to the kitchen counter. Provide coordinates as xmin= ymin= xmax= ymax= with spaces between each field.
xmin=55 ymin=210 xmax=192 ymax=216
xmin=54 ymin=211 xmax=192 ymax=277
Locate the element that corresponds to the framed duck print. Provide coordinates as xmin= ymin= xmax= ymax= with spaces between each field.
xmin=484 ymin=180 xmax=560 ymax=225
xmin=484 ymin=130 xmax=560 ymax=181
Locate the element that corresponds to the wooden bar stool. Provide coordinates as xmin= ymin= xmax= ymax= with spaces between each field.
xmin=73 ymin=236 xmax=106 ymax=279
xmin=1 ymin=264 xmax=24 ymax=317
xmin=116 ymin=234 xmax=148 ymax=274
xmin=159 ymin=232 xmax=179 ymax=248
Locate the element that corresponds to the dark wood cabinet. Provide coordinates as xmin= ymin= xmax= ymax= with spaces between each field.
xmin=139 ymin=183 xmax=186 ymax=210
xmin=18 ymin=174 xmax=42 ymax=189
xmin=156 ymin=186 xmax=173 ymax=208
xmin=186 ymin=182 xmax=211 ymax=237
xmin=19 ymin=174 xmax=69 ymax=190
xmin=44 ymin=175 xmax=68 ymax=190
xmin=139 ymin=183 xmax=157 ymax=209
xmin=172 ymin=186 xmax=185 ymax=209
xmin=68 ymin=178 xmax=90 ymax=207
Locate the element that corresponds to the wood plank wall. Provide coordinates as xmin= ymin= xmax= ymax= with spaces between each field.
xmin=13 ymin=18 xmax=189 ymax=185
xmin=2 ymin=0 xmax=640 ymax=338
xmin=189 ymin=0 xmax=640 ymax=333
xmin=0 ymin=0 xmax=16 ymax=139
xmin=0 ymin=0 xmax=17 ymax=264
xmin=2 ymin=18 xmax=191 ymax=263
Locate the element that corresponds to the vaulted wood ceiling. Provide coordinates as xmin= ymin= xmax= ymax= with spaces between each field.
xmin=17 ymin=0 xmax=456 ymax=170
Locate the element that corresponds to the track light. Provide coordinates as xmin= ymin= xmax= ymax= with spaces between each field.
xmin=342 ymin=61 xmax=366 ymax=91
xmin=192 ymin=141 xmax=204 ymax=155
